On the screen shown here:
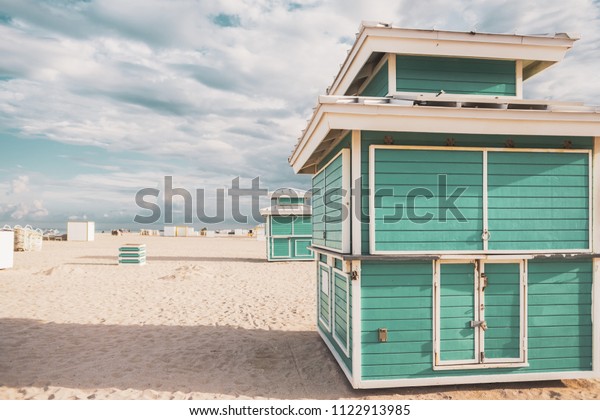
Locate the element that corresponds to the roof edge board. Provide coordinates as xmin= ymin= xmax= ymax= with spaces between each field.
xmin=329 ymin=25 xmax=576 ymax=95
xmin=290 ymin=101 xmax=600 ymax=173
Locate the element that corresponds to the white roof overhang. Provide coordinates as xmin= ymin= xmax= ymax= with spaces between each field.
xmin=331 ymin=23 xmax=578 ymax=96
xmin=259 ymin=204 xmax=312 ymax=216
xmin=290 ymin=96 xmax=600 ymax=174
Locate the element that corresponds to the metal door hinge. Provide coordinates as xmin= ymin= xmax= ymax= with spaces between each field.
xmin=351 ymin=270 xmax=359 ymax=281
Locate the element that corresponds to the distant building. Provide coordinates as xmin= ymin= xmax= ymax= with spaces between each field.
xmin=260 ymin=188 xmax=313 ymax=261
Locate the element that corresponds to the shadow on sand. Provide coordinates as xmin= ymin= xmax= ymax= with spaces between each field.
xmin=78 ymin=255 xmax=276 ymax=264
xmin=0 ymin=318 xmax=565 ymax=399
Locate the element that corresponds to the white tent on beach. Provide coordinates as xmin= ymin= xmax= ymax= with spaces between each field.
xmin=67 ymin=221 xmax=95 ymax=241
xmin=0 ymin=227 xmax=14 ymax=269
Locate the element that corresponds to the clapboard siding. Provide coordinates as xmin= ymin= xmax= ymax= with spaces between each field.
xmin=277 ymin=197 xmax=305 ymax=204
xmin=372 ymin=148 xmax=483 ymax=252
xmin=439 ymin=263 xmax=476 ymax=362
xmin=270 ymin=216 xmax=293 ymax=235
xmin=318 ymin=260 xmax=353 ymax=372
xmin=487 ymin=152 xmax=589 ymax=250
xmin=396 ymin=55 xmax=516 ymax=96
xmin=333 ymin=270 xmax=351 ymax=354
xmin=313 ymin=152 xmax=345 ymax=251
xmin=312 ymin=170 xmax=325 ymax=247
xmin=293 ymin=216 xmax=312 ymax=235
xmin=271 ymin=238 xmax=290 ymax=258
xmin=359 ymin=131 xmax=593 ymax=254
xmin=361 ymin=61 xmax=389 ymax=97
xmin=482 ymin=263 xmax=521 ymax=359
xmin=360 ymin=259 xmax=593 ymax=381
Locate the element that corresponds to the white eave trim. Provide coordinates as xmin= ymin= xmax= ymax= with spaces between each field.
xmin=259 ymin=205 xmax=312 ymax=216
xmin=290 ymin=99 xmax=600 ymax=173
xmin=329 ymin=24 xmax=576 ymax=97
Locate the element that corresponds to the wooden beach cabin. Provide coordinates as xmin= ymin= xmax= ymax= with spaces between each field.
xmin=260 ymin=188 xmax=313 ymax=261
xmin=289 ymin=22 xmax=600 ymax=389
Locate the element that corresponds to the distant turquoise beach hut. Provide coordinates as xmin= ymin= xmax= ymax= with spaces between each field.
xmin=289 ymin=22 xmax=600 ymax=389
xmin=260 ymin=188 xmax=313 ymax=261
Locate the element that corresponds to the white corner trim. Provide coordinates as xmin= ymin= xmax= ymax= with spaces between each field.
xmin=594 ymin=258 xmax=600 ymax=376
xmin=593 ymin=138 xmax=600 ymax=254
xmin=516 ymin=60 xmax=523 ymax=99
xmin=341 ymin=149 xmax=352 ymax=254
xmin=351 ymin=130 xmax=362 ymax=256
xmin=387 ymin=53 xmax=396 ymax=95
xmin=351 ymin=259 xmax=362 ymax=388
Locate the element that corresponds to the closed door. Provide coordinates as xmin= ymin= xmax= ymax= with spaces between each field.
xmin=434 ymin=260 xmax=527 ymax=369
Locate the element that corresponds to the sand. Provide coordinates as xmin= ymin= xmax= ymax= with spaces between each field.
xmin=0 ymin=233 xmax=598 ymax=400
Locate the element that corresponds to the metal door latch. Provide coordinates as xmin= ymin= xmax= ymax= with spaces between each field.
xmin=470 ymin=320 xmax=488 ymax=331
xmin=480 ymin=274 xmax=488 ymax=291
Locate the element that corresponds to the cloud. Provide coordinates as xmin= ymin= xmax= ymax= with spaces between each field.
xmin=2 ymin=199 xmax=48 ymax=220
xmin=1 ymin=0 xmax=599 ymax=224
xmin=8 ymin=175 xmax=29 ymax=195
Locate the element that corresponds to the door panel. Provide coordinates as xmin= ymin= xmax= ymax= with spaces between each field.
xmin=271 ymin=238 xmax=290 ymax=258
xmin=435 ymin=260 xmax=527 ymax=369
xmin=481 ymin=262 xmax=522 ymax=360
xmin=439 ymin=263 xmax=477 ymax=363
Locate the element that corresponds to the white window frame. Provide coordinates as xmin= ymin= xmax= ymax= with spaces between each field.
xmin=294 ymin=239 xmax=313 ymax=257
xmin=318 ymin=262 xmax=332 ymax=332
xmin=369 ymin=145 xmax=592 ymax=255
xmin=270 ymin=237 xmax=291 ymax=259
xmin=433 ymin=259 xmax=528 ymax=370
xmin=331 ymin=267 xmax=351 ymax=358
xmin=312 ymin=149 xmax=351 ymax=253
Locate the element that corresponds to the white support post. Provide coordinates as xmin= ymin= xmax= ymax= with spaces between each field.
xmin=388 ymin=53 xmax=396 ymax=95
xmin=593 ymin=137 xmax=600 ymax=253
xmin=590 ymin=142 xmax=597 ymax=376
xmin=594 ymin=259 xmax=600 ymax=378
xmin=515 ymin=60 xmax=523 ymax=99
xmin=341 ymin=149 xmax=352 ymax=254
xmin=351 ymin=259 xmax=362 ymax=388
xmin=351 ymin=130 xmax=362 ymax=256
xmin=483 ymin=151 xmax=489 ymax=251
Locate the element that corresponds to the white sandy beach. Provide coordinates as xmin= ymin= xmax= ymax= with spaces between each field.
xmin=0 ymin=234 xmax=598 ymax=400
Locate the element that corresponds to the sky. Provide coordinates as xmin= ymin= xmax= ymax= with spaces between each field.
xmin=1 ymin=0 xmax=600 ymax=229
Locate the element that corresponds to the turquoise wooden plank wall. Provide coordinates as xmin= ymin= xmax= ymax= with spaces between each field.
xmin=312 ymin=170 xmax=326 ymax=247
xmin=359 ymin=131 xmax=594 ymax=254
xmin=396 ymin=55 xmax=516 ymax=96
xmin=277 ymin=197 xmax=306 ymax=204
xmin=360 ymin=61 xmax=389 ymax=97
xmin=360 ymin=260 xmax=593 ymax=380
xmin=271 ymin=216 xmax=293 ymax=235
xmin=268 ymin=215 xmax=312 ymax=260
xmin=293 ymin=216 xmax=312 ymax=235
xmin=318 ymin=259 xmax=352 ymax=372
xmin=373 ymin=149 xmax=483 ymax=251
xmin=271 ymin=237 xmax=291 ymax=258
xmin=270 ymin=237 xmax=312 ymax=259
xmin=439 ymin=263 xmax=476 ymax=362
xmin=312 ymin=154 xmax=344 ymax=251
xmin=487 ymin=152 xmax=589 ymax=250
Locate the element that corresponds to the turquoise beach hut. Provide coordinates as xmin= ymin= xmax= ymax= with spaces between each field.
xmin=289 ymin=22 xmax=600 ymax=389
xmin=260 ymin=188 xmax=313 ymax=261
